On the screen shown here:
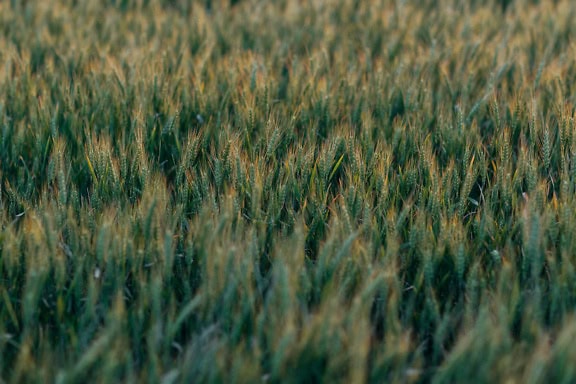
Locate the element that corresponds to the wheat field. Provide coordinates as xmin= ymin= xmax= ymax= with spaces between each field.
xmin=2 ymin=0 xmax=576 ymax=382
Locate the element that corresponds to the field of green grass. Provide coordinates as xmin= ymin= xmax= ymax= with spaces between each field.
xmin=2 ymin=0 xmax=576 ymax=382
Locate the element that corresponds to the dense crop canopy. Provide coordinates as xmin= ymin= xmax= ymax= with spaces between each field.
xmin=2 ymin=0 xmax=576 ymax=382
